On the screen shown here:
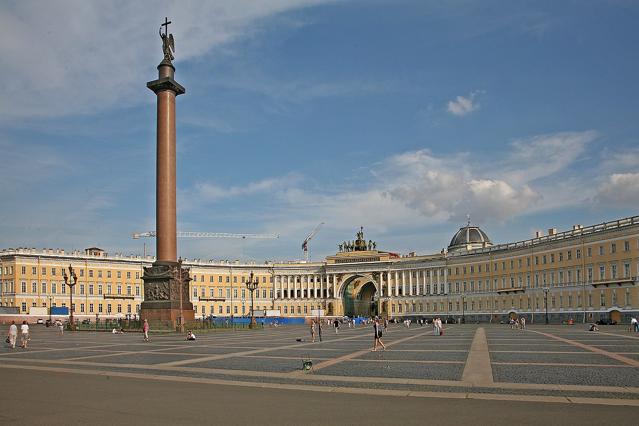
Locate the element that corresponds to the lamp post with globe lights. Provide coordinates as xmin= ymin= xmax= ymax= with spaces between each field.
xmin=62 ymin=265 xmax=78 ymax=331
xmin=245 ymin=271 xmax=259 ymax=329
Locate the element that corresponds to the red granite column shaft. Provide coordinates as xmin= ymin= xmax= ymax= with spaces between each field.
xmin=156 ymin=88 xmax=177 ymax=262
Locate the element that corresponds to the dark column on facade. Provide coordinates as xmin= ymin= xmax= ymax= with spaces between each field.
xmin=140 ymin=19 xmax=194 ymax=327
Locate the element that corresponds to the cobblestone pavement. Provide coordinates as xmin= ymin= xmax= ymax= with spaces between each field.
xmin=1 ymin=323 xmax=638 ymax=424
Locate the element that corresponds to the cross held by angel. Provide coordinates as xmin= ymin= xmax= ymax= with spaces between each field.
xmin=160 ymin=17 xmax=175 ymax=61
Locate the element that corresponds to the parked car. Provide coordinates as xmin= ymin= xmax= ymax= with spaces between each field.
xmin=36 ymin=318 xmax=44 ymax=324
xmin=81 ymin=319 xmax=91 ymax=324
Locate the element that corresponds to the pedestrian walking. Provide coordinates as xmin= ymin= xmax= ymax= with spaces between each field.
xmin=56 ymin=319 xmax=64 ymax=335
xmin=372 ymin=318 xmax=386 ymax=351
xmin=310 ymin=320 xmax=316 ymax=343
xmin=333 ymin=319 xmax=340 ymax=334
xmin=20 ymin=320 xmax=30 ymax=348
xmin=383 ymin=318 xmax=389 ymax=332
xmin=143 ymin=319 xmax=150 ymax=342
xmin=520 ymin=317 xmax=526 ymax=330
xmin=631 ymin=317 xmax=638 ymax=333
xmin=7 ymin=321 xmax=18 ymax=349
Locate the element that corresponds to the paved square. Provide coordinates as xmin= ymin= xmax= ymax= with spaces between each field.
xmin=1 ymin=323 xmax=638 ymax=424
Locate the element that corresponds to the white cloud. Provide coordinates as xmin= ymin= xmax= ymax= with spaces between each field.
xmin=0 ymin=0 xmax=334 ymax=121
xmin=593 ymin=173 xmax=639 ymax=208
xmin=447 ymin=91 xmax=481 ymax=116
xmin=503 ymin=131 xmax=597 ymax=184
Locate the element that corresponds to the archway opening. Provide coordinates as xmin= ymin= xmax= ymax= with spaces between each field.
xmin=342 ymin=277 xmax=377 ymax=317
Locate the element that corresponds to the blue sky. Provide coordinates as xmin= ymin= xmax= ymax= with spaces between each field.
xmin=1 ymin=0 xmax=638 ymax=262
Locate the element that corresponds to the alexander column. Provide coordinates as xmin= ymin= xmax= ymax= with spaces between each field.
xmin=140 ymin=18 xmax=194 ymax=328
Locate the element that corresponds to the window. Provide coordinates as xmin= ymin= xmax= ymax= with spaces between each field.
xmin=576 ymin=249 xmax=581 ymax=259
xmin=89 ymin=284 xmax=94 ymax=295
xmin=21 ymin=302 xmax=26 ymax=312
xmin=98 ymin=284 xmax=103 ymax=295
xmin=117 ymin=271 xmax=121 ymax=279
xmin=127 ymin=285 xmax=132 ymax=296
xmin=107 ymin=271 xmax=111 ymax=278
xmin=624 ymin=263 xmax=631 ymax=278
xmin=21 ymin=266 xmax=26 ymax=275
xmin=233 ymin=276 xmax=237 ymax=283
xmin=107 ymin=284 xmax=112 ymax=294
xmin=80 ymin=303 xmax=85 ymax=313
xmin=117 ymin=304 xmax=122 ymax=313
xmin=136 ymin=285 xmax=140 ymax=296
xmin=99 ymin=304 xmax=103 ymax=313
xmin=600 ymin=292 xmax=605 ymax=307
xmin=599 ymin=266 xmax=605 ymax=280
xmin=79 ymin=284 xmax=84 ymax=294
xmin=599 ymin=246 xmax=604 ymax=256
xmin=21 ymin=282 xmax=27 ymax=293
xmin=624 ymin=241 xmax=630 ymax=252
xmin=41 ymin=267 xmax=46 ymax=276
xmin=588 ymin=247 xmax=592 ymax=257
xmin=127 ymin=272 xmax=131 ymax=279
xmin=98 ymin=270 xmax=102 ymax=278
xmin=52 ymin=283 xmax=57 ymax=294
xmin=32 ymin=266 xmax=36 ymax=275
xmin=136 ymin=272 xmax=140 ymax=279
xmin=559 ymin=252 xmax=564 ymax=262
xmin=567 ymin=251 xmax=572 ymax=260
xmin=89 ymin=304 xmax=94 ymax=313
xmin=611 ymin=264 xmax=617 ymax=279
xmin=107 ymin=304 xmax=112 ymax=313
xmin=89 ymin=270 xmax=93 ymax=278
xmin=32 ymin=282 xmax=37 ymax=293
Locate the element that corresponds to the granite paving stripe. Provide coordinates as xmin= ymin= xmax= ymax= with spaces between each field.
xmin=4 ymin=363 xmax=639 ymax=406
xmin=187 ymin=357 xmax=301 ymax=373
xmin=492 ymin=365 xmax=639 ymax=387
xmin=492 ymin=362 xmax=631 ymax=368
xmin=4 ymin=355 xmax=639 ymax=396
xmin=529 ymin=330 xmax=639 ymax=367
xmin=356 ymin=350 xmax=468 ymax=362
xmin=490 ymin=353 xmax=627 ymax=365
xmin=488 ymin=345 xmax=589 ymax=352
xmin=76 ymin=352 xmax=198 ymax=365
xmin=462 ymin=328 xmax=493 ymax=386
xmin=0 ymin=349 xmax=127 ymax=361
xmin=149 ymin=345 xmax=262 ymax=355
xmin=318 ymin=360 xmax=465 ymax=381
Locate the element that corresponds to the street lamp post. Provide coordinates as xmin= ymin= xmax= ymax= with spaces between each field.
xmin=245 ymin=271 xmax=259 ymax=329
xmin=461 ymin=293 xmax=465 ymax=324
xmin=62 ymin=265 xmax=78 ymax=331
xmin=48 ymin=296 xmax=53 ymax=323
xmin=543 ymin=287 xmax=550 ymax=325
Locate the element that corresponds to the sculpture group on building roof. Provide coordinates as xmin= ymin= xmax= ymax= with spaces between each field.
xmin=339 ymin=227 xmax=377 ymax=252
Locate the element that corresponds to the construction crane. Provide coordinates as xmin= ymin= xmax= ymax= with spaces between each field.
xmin=302 ymin=222 xmax=324 ymax=262
xmin=132 ymin=232 xmax=279 ymax=239
xmin=131 ymin=232 xmax=279 ymax=257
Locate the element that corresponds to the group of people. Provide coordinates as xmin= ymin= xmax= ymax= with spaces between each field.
xmin=5 ymin=321 xmax=29 ymax=349
xmin=432 ymin=317 xmax=444 ymax=336
xmin=508 ymin=317 xmax=527 ymax=330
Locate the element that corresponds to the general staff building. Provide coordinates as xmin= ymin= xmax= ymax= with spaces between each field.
xmin=1 ymin=215 xmax=638 ymax=324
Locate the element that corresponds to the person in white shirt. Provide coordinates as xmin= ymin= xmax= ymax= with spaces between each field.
xmin=186 ymin=330 xmax=196 ymax=341
xmin=20 ymin=321 xmax=30 ymax=348
xmin=7 ymin=321 xmax=18 ymax=349
xmin=631 ymin=317 xmax=638 ymax=332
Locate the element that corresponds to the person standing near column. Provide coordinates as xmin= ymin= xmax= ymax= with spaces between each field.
xmin=143 ymin=319 xmax=150 ymax=342
xmin=7 ymin=321 xmax=18 ymax=349
xmin=20 ymin=320 xmax=30 ymax=348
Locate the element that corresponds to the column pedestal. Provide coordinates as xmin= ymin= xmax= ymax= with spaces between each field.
xmin=140 ymin=261 xmax=194 ymax=326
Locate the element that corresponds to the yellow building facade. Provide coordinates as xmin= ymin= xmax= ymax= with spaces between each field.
xmin=1 ymin=215 xmax=638 ymax=323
